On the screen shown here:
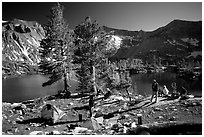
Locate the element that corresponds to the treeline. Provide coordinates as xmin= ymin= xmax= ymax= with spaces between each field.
xmin=38 ymin=3 xmax=132 ymax=97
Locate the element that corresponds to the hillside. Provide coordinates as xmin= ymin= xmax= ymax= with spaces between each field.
xmin=2 ymin=19 xmax=202 ymax=77
xmin=103 ymin=20 xmax=202 ymax=64
xmin=2 ymin=19 xmax=45 ymax=77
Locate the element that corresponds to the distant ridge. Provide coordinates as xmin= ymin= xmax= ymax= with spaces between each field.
xmin=2 ymin=19 xmax=202 ymax=76
xmin=102 ymin=19 xmax=201 ymax=63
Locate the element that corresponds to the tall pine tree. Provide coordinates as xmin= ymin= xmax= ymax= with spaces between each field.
xmin=39 ymin=3 xmax=73 ymax=96
xmin=73 ymin=17 xmax=111 ymax=95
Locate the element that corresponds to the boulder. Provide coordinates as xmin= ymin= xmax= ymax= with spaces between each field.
xmin=52 ymin=130 xmax=61 ymax=135
xmin=111 ymin=123 xmax=120 ymax=131
xmin=131 ymin=122 xmax=137 ymax=128
xmin=106 ymin=115 xmax=120 ymax=127
xmin=91 ymin=117 xmax=101 ymax=130
xmin=169 ymin=116 xmax=176 ymax=121
xmin=107 ymin=130 xmax=115 ymax=135
xmin=29 ymin=131 xmax=44 ymax=135
xmin=157 ymin=116 xmax=164 ymax=119
xmin=95 ymin=116 xmax=104 ymax=125
xmin=73 ymin=127 xmax=88 ymax=134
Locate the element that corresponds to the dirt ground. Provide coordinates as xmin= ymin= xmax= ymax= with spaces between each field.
xmin=2 ymin=93 xmax=202 ymax=135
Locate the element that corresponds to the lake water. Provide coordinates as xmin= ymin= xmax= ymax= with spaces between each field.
xmin=2 ymin=72 xmax=202 ymax=103
xmin=131 ymin=72 xmax=202 ymax=97
xmin=2 ymin=75 xmax=79 ymax=103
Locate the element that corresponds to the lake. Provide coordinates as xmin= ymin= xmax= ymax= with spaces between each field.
xmin=2 ymin=75 xmax=79 ymax=103
xmin=131 ymin=72 xmax=202 ymax=97
xmin=2 ymin=72 xmax=202 ymax=103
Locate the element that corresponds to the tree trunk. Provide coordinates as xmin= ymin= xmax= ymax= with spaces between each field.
xmin=63 ymin=67 xmax=71 ymax=96
xmin=126 ymin=88 xmax=131 ymax=102
xmin=92 ymin=66 xmax=97 ymax=95
xmin=64 ymin=73 xmax=68 ymax=91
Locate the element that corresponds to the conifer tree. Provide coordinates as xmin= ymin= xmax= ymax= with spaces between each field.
xmin=73 ymin=17 xmax=111 ymax=95
xmin=39 ymin=3 xmax=73 ymax=96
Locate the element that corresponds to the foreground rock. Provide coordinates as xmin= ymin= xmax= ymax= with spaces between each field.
xmin=2 ymin=94 xmax=202 ymax=135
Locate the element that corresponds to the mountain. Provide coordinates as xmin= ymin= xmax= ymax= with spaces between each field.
xmin=103 ymin=20 xmax=202 ymax=65
xmin=2 ymin=19 xmax=202 ymax=77
xmin=2 ymin=19 xmax=45 ymax=76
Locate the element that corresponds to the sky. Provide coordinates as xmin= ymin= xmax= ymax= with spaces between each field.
xmin=2 ymin=2 xmax=202 ymax=31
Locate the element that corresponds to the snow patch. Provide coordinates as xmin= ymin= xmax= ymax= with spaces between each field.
xmin=106 ymin=35 xmax=122 ymax=50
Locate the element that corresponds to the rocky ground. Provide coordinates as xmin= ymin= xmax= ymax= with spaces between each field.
xmin=2 ymin=92 xmax=202 ymax=135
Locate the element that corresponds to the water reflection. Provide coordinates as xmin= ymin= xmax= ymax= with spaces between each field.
xmin=2 ymin=75 xmax=78 ymax=103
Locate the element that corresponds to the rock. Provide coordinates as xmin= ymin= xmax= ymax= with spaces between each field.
xmin=110 ymin=95 xmax=125 ymax=101
xmin=173 ymin=109 xmax=177 ymax=111
xmin=107 ymin=130 xmax=115 ymax=135
xmin=12 ymin=121 xmax=16 ymax=125
xmin=19 ymin=116 xmax=24 ymax=120
xmin=91 ymin=117 xmax=102 ymax=130
xmin=8 ymin=110 xmax=13 ymax=114
xmin=2 ymin=114 xmax=7 ymax=120
xmin=29 ymin=131 xmax=44 ymax=135
xmin=52 ymin=130 xmax=61 ymax=135
xmin=69 ymin=102 xmax=74 ymax=106
xmin=16 ymin=117 xmax=23 ymax=122
xmin=111 ymin=124 xmax=120 ymax=132
xmin=3 ymin=102 xmax=12 ymax=107
xmin=44 ymin=132 xmax=49 ymax=135
xmin=123 ymin=126 xmax=128 ymax=133
xmin=171 ymin=106 xmax=176 ymax=109
xmin=131 ymin=122 xmax=137 ymax=128
xmin=7 ymin=132 xmax=13 ymax=135
xmin=158 ymin=116 xmax=164 ymax=119
xmin=21 ymin=104 xmax=27 ymax=109
xmin=123 ymin=103 xmax=128 ymax=109
xmin=192 ymin=102 xmax=198 ymax=106
xmin=118 ymin=108 xmax=123 ymax=112
xmin=93 ymin=107 xmax=100 ymax=112
xmin=123 ymin=122 xmax=131 ymax=127
xmin=94 ymin=111 xmax=103 ymax=118
xmin=128 ymin=112 xmax=136 ymax=116
xmin=12 ymin=103 xmax=21 ymax=108
xmin=25 ymin=127 xmax=30 ymax=130
xmin=14 ymin=128 xmax=19 ymax=133
xmin=124 ymin=114 xmax=130 ymax=118
xmin=151 ymin=110 xmax=155 ymax=114
xmin=30 ymin=123 xmax=41 ymax=127
xmin=118 ymin=128 xmax=124 ymax=133
xmin=169 ymin=116 xmax=176 ymax=121
xmin=106 ymin=115 xmax=120 ymax=127
xmin=95 ymin=116 xmax=104 ymax=125
xmin=73 ymin=127 xmax=88 ymax=134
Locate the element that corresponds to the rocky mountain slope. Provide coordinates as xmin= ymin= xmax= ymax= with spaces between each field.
xmin=103 ymin=20 xmax=202 ymax=64
xmin=2 ymin=19 xmax=202 ymax=77
xmin=2 ymin=19 xmax=45 ymax=76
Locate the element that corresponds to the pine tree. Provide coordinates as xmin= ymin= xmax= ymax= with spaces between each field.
xmin=73 ymin=17 xmax=111 ymax=95
xmin=39 ymin=3 xmax=73 ymax=97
